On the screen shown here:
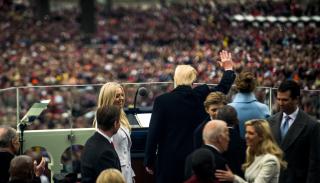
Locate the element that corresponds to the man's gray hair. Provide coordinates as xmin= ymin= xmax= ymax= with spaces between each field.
xmin=0 ymin=126 xmax=17 ymax=148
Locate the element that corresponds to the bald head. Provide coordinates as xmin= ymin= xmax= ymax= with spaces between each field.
xmin=202 ymin=120 xmax=229 ymax=152
xmin=9 ymin=155 xmax=34 ymax=181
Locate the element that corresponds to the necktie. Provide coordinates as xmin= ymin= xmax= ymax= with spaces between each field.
xmin=281 ymin=116 xmax=291 ymax=140
xmin=111 ymin=141 xmax=115 ymax=148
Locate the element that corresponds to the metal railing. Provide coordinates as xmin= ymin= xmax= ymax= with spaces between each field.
xmin=0 ymin=83 xmax=319 ymax=181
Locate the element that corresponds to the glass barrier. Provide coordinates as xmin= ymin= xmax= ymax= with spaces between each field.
xmin=300 ymin=90 xmax=320 ymax=119
xmin=2 ymin=83 xmax=319 ymax=182
xmin=0 ymin=87 xmax=18 ymax=127
xmin=270 ymin=88 xmax=320 ymax=119
xmin=16 ymin=82 xmax=173 ymax=130
xmin=18 ymin=85 xmax=102 ymax=129
xmin=1 ymin=83 xmax=319 ymax=131
xmin=227 ymin=85 xmax=272 ymax=107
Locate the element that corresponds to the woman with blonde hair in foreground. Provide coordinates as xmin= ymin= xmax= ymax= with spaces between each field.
xmin=215 ymin=119 xmax=286 ymax=183
xmin=96 ymin=82 xmax=135 ymax=183
xmin=96 ymin=169 xmax=125 ymax=183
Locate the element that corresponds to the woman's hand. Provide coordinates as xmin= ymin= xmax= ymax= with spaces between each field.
xmin=145 ymin=166 xmax=154 ymax=175
xmin=215 ymin=165 xmax=235 ymax=182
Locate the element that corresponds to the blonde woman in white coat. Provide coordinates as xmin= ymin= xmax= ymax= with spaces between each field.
xmin=215 ymin=119 xmax=286 ymax=183
xmin=97 ymin=82 xmax=135 ymax=183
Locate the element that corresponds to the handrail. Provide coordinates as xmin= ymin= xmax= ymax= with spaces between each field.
xmin=0 ymin=83 xmax=319 ymax=182
xmin=1 ymin=83 xmax=319 ymax=130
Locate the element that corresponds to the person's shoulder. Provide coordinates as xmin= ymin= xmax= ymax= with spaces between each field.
xmin=193 ymin=84 xmax=209 ymax=90
xmin=155 ymin=92 xmax=172 ymax=101
xmin=256 ymin=102 xmax=270 ymax=114
xmin=84 ymin=133 xmax=95 ymax=144
xmin=0 ymin=151 xmax=14 ymax=159
xmin=87 ymin=132 xmax=101 ymax=141
xmin=267 ymin=112 xmax=281 ymax=121
xmin=113 ymin=127 xmax=127 ymax=140
xmin=261 ymin=154 xmax=280 ymax=167
xmin=85 ymin=132 xmax=107 ymax=147
xmin=298 ymin=110 xmax=318 ymax=123
xmin=263 ymin=153 xmax=278 ymax=161
xmin=256 ymin=101 xmax=269 ymax=109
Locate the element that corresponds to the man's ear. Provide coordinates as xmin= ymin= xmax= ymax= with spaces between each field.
xmin=217 ymin=134 xmax=223 ymax=143
xmin=205 ymin=107 xmax=209 ymax=114
xmin=11 ymin=137 xmax=18 ymax=146
xmin=11 ymin=136 xmax=20 ymax=153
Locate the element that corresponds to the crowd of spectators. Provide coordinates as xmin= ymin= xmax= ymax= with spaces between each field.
xmin=0 ymin=1 xmax=319 ymax=129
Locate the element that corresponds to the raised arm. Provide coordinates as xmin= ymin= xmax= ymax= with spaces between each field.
xmin=210 ymin=50 xmax=236 ymax=94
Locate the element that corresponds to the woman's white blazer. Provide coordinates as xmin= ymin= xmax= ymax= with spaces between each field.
xmin=113 ymin=125 xmax=135 ymax=183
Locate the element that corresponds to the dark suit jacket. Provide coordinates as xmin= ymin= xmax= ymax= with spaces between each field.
xmin=81 ymin=132 xmax=121 ymax=183
xmin=8 ymin=177 xmax=41 ymax=183
xmin=0 ymin=151 xmax=14 ymax=183
xmin=193 ymin=116 xmax=210 ymax=149
xmin=194 ymin=122 xmax=245 ymax=179
xmin=144 ymin=70 xmax=235 ymax=183
xmin=222 ymin=125 xmax=246 ymax=178
xmin=184 ymin=175 xmax=220 ymax=183
xmin=185 ymin=145 xmax=231 ymax=183
xmin=268 ymin=110 xmax=320 ymax=183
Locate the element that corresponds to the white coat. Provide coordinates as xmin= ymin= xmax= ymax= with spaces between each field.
xmin=233 ymin=153 xmax=280 ymax=183
xmin=113 ymin=125 xmax=135 ymax=183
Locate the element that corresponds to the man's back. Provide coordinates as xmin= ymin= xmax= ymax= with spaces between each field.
xmin=146 ymin=85 xmax=209 ymax=183
xmin=81 ymin=132 xmax=121 ymax=183
xmin=144 ymin=60 xmax=235 ymax=183
xmin=0 ymin=151 xmax=14 ymax=183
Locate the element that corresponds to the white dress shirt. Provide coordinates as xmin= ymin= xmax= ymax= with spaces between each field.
xmin=281 ymin=107 xmax=299 ymax=130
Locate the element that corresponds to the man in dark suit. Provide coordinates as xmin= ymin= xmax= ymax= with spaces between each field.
xmin=185 ymin=120 xmax=231 ymax=182
xmin=81 ymin=105 xmax=122 ymax=183
xmin=268 ymin=80 xmax=320 ymax=183
xmin=0 ymin=126 xmax=20 ymax=183
xmin=144 ymin=50 xmax=235 ymax=183
xmin=216 ymin=105 xmax=246 ymax=178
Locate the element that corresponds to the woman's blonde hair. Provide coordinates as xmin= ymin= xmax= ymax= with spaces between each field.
xmin=174 ymin=65 xmax=197 ymax=88
xmin=95 ymin=82 xmax=131 ymax=130
xmin=96 ymin=169 xmax=125 ymax=183
xmin=242 ymin=119 xmax=286 ymax=170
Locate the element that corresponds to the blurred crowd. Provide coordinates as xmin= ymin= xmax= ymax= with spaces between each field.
xmin=0 ymin=1 xmax=319 ymax=129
